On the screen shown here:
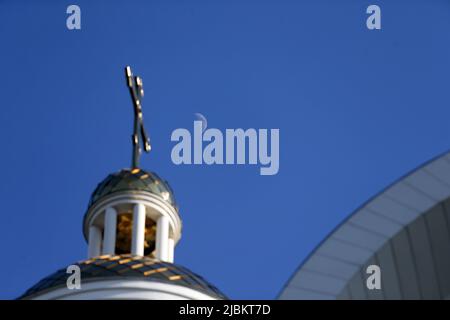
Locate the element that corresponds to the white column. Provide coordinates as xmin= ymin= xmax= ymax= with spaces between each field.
xmin=103 ymin=207 xmax=117 ymax=255
xmin=167 ymin=238 xmax=175 ymax=263
xmin=156 ymin=215 xmax=170 ymax=261
xmin=131 ymin=203 xmax=146 ymax=256
xmin=88 ymin=226 xmax=102 ymax=258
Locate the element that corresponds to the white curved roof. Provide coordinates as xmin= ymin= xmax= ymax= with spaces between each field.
xmin=279 ymin=150 xmax=450 ymax=299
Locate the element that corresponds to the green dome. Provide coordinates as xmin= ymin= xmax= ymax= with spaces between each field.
xmin=87 ymin=168 xmax=177 ymax=209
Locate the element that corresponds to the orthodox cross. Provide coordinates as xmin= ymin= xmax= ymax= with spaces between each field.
xmin=125 ymin=66 xmax=151 ymax=169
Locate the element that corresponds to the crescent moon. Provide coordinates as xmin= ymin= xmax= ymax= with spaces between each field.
xmin=194 ymin=113 xmax=208 ymax=132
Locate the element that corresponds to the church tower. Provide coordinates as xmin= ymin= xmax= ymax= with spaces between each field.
xmin=20 ymin=67 xmax=226 ymax=300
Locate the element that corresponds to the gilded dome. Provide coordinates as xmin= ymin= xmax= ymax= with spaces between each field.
xmin=87 ymin=168 xmax=177 ymax=209
xmin=19 ymin=254 xmax=227 ymax=300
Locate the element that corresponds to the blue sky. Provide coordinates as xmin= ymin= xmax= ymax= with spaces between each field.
xmin=1 ymin=0 xmax=450 ymax=299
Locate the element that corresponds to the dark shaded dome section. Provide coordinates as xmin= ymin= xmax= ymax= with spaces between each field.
xmin=88 ymin=169 xmax=177 ymax=208
xmin=19 ymin=254 xmax=227 ymax=300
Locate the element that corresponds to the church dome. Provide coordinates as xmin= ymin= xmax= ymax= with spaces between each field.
xmin=19 ymin=254 xmax=227 ymax=300
xmin=87 ymin=168 xmax=177 ymax=209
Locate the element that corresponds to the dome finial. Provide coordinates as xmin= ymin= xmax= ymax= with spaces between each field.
xmin=125 ymin=66 xmax=151 ymax=169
